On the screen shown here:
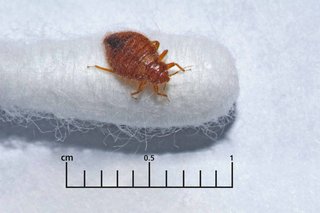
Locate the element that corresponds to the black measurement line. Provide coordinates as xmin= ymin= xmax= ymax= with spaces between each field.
xmin=116 ymin=170 xmax=119 ymax=187
xmin=83 ymin=170 xmax=86 ymax=187
xmin=231 ymin=161 xmax=233 ymax=187
xmin=182 ymin=170 xmax=185 ymax=187
xmin=148 ymin=162 xmax=151 ymax=187
xmin=132 ymin=170 xmax=135 ymax=187
xmin=215 ymin=170 xmax=218 ymax=187
xmin=165 ymin=170 xmax=168 ymax=187
xmin=64 ymin=156 xmax=234 ymax=189
xmin=66 ymin=186 xmax=233 ymax=188
xmin=100 ymin=170 xmax=103 ymax=187
xmin=65 ymin=162 xmax=68 ymax=188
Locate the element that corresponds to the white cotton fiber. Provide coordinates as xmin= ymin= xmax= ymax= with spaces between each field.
xmin=0 ymin=32 xmax=239 ymax=129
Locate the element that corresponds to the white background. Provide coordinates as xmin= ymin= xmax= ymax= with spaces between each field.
xmin=0 ymin=0 xmax=319 ymax=212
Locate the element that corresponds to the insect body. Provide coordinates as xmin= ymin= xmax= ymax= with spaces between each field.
xmin=88 ymin=31 xmax=185 ymax=98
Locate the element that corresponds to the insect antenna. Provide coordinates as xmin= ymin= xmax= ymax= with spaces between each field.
xmin=169 ymin=65 xmax=193 ymax=77
xmin=183 ymin=65 xmax=193 ymax=71
xmin=87 ymin=65 xmax=114 ymax=73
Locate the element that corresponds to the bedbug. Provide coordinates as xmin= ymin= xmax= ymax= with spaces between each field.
xmin=88 ymin=31 xmax=186 ymax=98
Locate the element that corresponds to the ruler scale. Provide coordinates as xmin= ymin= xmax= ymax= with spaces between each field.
xmin=62 ymin=155 xmax=234 ymax=189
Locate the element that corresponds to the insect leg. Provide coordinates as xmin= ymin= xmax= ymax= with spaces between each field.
xmin=159 ymin=50 xmax=168 ymax=61
xmin=153 ymin=84 xmax=168 ymax=98
xmin=151 ymin=41 xmax=160 ymax=50
xmin=87 ymin=65 xmax=114 ymax=73
xmin=131 ymin=81 xmax=147 ymax=97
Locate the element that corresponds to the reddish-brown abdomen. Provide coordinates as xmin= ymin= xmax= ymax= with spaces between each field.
xmin=104 ymin=31 xmax=159 ymax=81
